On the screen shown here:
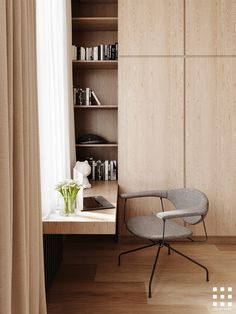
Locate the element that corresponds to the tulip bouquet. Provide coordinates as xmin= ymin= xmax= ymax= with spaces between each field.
xmin=55 ymin=180 xmax=81 ymax=215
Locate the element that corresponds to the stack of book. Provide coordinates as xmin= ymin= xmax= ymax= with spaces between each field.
xmin=86 ymin=158 xmax=117 ymax=181
xmin=73 ymin=87 xmax=101 ymax=106
xmin=72 ymin=43 xmax=118 ymax=61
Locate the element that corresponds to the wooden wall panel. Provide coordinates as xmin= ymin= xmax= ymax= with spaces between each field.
xmin=186 ymin=58 xmax=236 ymax=236
xmin=118 ymin=58 xmax=184 ymax=235
xmin=186 ymin=0 xmax=236 ymax=55
xmin=119 ymin=0 xmax=184 ymax=56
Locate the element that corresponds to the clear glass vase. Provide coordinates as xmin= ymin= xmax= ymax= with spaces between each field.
xmin=61 ymin=195 xmax=76 ymax=216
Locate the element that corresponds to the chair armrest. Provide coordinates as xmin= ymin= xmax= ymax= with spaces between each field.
xmin=120 ymin=190 xmax=168 ymax=200
xmin=156 ymin=208 xmax=203 ymax=220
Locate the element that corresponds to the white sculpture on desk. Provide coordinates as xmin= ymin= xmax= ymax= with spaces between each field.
xmin=73 ymin=160 xmax=91 ymax=189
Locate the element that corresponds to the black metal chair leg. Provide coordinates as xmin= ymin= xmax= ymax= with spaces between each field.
xmin=168 ymin=246 xmax=171 ymax=255
xmin=166 ymin=244 xmax=209 ymax=281
xmin=118 ymin=243 xmax=156 ymax=266
xmin=149 ymin=245 xmax=161 ymax=298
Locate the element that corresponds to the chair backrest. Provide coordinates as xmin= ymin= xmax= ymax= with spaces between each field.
xmin=167 ymin=188 xmax=209 ymax=225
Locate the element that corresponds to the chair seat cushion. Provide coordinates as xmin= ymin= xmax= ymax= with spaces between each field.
xmin=126 ymin=215 xmax=192 ymax=241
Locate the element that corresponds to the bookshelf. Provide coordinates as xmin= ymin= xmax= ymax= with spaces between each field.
xmin=73 ymin=60 xmax=118 ymax=69
xmin=76 ymin=143 xmax=118 ymax=147
xmin=72 ymin=17 xmax=118 ymax=31
xmin=72 ymin=0 xmax=118 ymax=178
xmin=74 ymin=105 xmax=118 ymax=109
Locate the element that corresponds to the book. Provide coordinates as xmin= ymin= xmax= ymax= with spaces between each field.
xmin=111 ymin=44 xmax=116 ymax=60
xmin=104 ymin=160 xmax=109 ymax=181
xmin=77 ymin=47 xmax=80 ymax=60
xmin=85 ymin=48 xmax=89 ymax=61
xmin=76 ymin=44 xmax=118 ymax=61
xmin=96 ymin=160 xmax=102 ymax=181
xmin=93 ymin=46 xmax=98 ymax=61
xmin=92 ymin=160 xmax=96 ymax=180
xmin=77 ymin=88 xmax=85 ymax=106
xmin=80 ymin=47 xmax=85 ymax=60
xmin=115 ymin=42 xmax=118 ymax=60
xmin=89 ymin=47 xmax=93 ymax=60
xmin=72 ymin=45 xmax=77 ymax=60
xmin=99 ymin=45 xmax=104 ymax=60
xmin=104 ymin=45 xmax=109 ymax=60
xmin=109 ymin=45 xmax=111 ymax=60
xmin=110 ymin=160 xmax=117 ymax=180
xmin=87 ymin=159 xmax=118 ymax=181
xmin=85 ymin=88 xmax=90 ymax=106
xmin=89 ymin=89 xmax=92 ymax=105
xmin=91 ymin=90 xmax=101 ymax=106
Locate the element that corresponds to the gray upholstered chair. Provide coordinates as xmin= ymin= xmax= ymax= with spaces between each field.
xmin=118 ymin=188 xmax=209 ymax=298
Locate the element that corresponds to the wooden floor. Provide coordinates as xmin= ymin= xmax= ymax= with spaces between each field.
xmin=47 ymin=236 xmax=236 ymax=314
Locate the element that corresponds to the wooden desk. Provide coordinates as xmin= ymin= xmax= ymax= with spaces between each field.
xmin=42 ymin=181 xmax=118 ymax=291
xmin=43 ymin=181 xmax=118 ymax=235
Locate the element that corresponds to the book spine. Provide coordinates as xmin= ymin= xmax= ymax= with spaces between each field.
xmin=81 ymin=47 xmax=85 ymax=60
xmin=79 ymin=89 xmax=85 ymax=106
xmin=96 ymin=160 xmax=101 ymax=181
xmin=110 ymin=161 xmax=113 ymax=181
xmin=72 ymin=45 xmax=77 ymax=60
xmin=91 ymin=90 xmax=101 ymax=106
xmin=89 ymin=89 xmax=92 ymax=105
xmin=85 ymin=48 xmax=89 ymax=60
xmin=111 ymin=45 xmax=116 ymax=60
xmin=115 ymin=42 xmax=118 ymax=60
xmin=78 ymin=88 xmax=81 ymax=106
xmin=101 ymin=162 xmax=104 ymax=180
xmin=93 ymin=46 xmax=98 ymax=61
xmin=92 ymin=161 xmax=96 ymax=180
xmin=89 ymin=47 xmax=93 ymax=60
xmin=76 ymin=46 xmax=80 ymax=60
xmin=100 ymin=45 xmax=104 ymax=60
xmin=108 ymin=45 xmax=112 ymax=60
xmin=104 ymin=160 xmax=109 ymax=181
xmin=110 ymin=161 xmax=117 ymax=180
xmin=104 ymin=45 xmax=108 ymax=60
xmin=85 ymin=88 xmax=90 ymax=106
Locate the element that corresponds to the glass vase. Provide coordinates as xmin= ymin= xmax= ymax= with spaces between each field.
xmin=61 ymin=195 xmax=76 ymax=216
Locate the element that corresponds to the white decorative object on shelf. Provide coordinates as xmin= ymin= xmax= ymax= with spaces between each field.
xmin=73 ymin=160 xmax=91 ymax=189
xmin=72 ymin=170 xmax=84 ymax=212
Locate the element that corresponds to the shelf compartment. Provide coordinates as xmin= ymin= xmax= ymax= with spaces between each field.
xmin=73 ymin=60 xmax=118 ymax=69
xmin=72 ymin=17 xmax=118 ymax=31
xmin=76 ymin=143 xmax=118 ymax=147
xmin=74 ymin=105 xmax=118 ymax=109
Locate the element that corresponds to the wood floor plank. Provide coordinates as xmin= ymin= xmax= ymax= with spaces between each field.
xmin=52 ymin=264 xmax=97 ymax=282
xmin=47 ymin=282 xmax=147 ymax=305
xmin=47 ymin=239 xmax=236 ymax=314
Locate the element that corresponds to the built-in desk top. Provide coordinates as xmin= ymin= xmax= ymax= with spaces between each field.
xmin=43 ymin=181 xmax=118 ymax=235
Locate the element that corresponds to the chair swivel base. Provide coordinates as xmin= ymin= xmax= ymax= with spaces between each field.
xmin=118 ymin=241 xmax=209 ymax=298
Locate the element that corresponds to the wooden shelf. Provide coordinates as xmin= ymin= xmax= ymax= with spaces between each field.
xmin=72 ymin=17 xmax=118 ymax=31
xmin=72 ymin=1 xmax=118 ymax=164
xmin=73 ymin=60 xmax=118 ymax=69
xmin=76 ymin=143 xmax=118 ymax=147
xmin=74 ymin=105 xmax=118 ymax=109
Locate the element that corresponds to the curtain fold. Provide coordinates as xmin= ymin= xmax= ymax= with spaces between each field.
xmin=36 ymin=0 xmax=76 ymax=219
xmin=0 ymin=0 xmax=47 ymax=313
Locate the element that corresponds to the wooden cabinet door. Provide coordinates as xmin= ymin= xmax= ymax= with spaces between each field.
xmin=118 ymin=57 xmax=184 ymax=234
xmin=186 ymin=58 xmax=236 ymax=236
xmin=186 ymin=0 xmax=236 ymax=55
xmin=119 ymin=0 xmax=184 ymax=56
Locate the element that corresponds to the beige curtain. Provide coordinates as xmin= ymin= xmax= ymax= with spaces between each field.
xmin=0 ymin=0 xmax=47 ymax=313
